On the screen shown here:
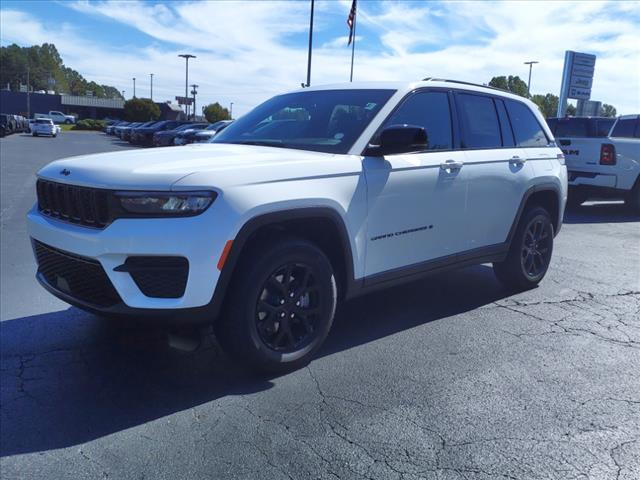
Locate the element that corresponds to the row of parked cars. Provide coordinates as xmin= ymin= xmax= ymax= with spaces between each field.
xmin=104 ymin=119 xmax=232 ymax=147
xmin=0 ymin=114 xmax=30 ymax=137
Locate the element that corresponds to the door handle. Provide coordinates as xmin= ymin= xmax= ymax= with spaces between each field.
xmin=510 ymin=156 xmax=526 ymax=165
xmin=440 ymin=159 xmax=464 ymax=171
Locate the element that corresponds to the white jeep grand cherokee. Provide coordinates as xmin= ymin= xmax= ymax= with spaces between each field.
xmin=28 ymin=79 xmax=567 ymax=371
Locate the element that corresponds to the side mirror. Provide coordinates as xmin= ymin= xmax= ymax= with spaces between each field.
xmin=366 ymin=124 xmax=428 ymax=156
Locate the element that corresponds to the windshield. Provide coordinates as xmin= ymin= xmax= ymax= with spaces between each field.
xmin=212 ymin=89 xmax=395 ymax=154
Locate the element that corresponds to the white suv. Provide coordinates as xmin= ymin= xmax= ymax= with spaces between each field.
xmin=27 ymin=79 xmax=567 ymax=371
xmin=31 ymin=118 xmax=58 ymax=137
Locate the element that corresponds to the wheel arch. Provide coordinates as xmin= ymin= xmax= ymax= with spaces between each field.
xmin=208 ymin=207 xmax=357 ymax=321
xmin=507 ymin=183 xmax=562 ymax=246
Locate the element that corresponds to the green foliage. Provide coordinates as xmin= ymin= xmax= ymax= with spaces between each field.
xmin=72 ymin=119 xmax=106 ymax=131
xmin=566 ymin=104 xmax=577 ymax=116
xmin=531 ymin=93 xmax=559 ymax=118
xmin=489 ymin=75 xmax=530 ymax=98
xmin=0 ymin=43 xmax=123 ymax=99
xmin=600 ymin=104 xmax=617 ymax=118
xmin=123 ymin=98 xmax=160 ymax=122
xmin=203 ymin=102 xmax=231 ymax=123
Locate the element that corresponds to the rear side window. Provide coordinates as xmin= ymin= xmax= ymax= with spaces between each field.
xmin=382 ymin=91 xmax=453 ymax=150
xmin=495 ymin=99 xmax=515 ymax=147
xmin=505 ymin=100 xmax=549 ymax=147
xmin=610 ymin=118 xmax=638 ymax=138
xmin=553 ymin=118 xmax=589 ymax=137
xmin=595 ymin=119 xmax=615 ymax=137
xmin=457 ymin=94 xmax=501 ymax=149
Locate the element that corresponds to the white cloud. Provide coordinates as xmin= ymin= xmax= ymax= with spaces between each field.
xmin=1 ymin=1 xmax=638 ymax=115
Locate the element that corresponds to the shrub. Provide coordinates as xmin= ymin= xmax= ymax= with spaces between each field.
xmin=73 ymin=119 xmax=106 ymax=131
xmin=123 ymin=98 xmax=160 ymax=122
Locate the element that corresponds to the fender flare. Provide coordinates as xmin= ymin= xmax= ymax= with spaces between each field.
xmin=207 ymin=207 xmax=357 ymax=320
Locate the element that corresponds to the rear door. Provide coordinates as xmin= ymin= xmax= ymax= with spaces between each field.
xmin=454 ymin=92 xmax=535 ymax=250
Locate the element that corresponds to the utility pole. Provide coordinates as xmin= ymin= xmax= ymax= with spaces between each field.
xmin=122 ymin=90 xmax=126 ymax=99
xmin=150 ymin=73 xmax=154 ymax=101
xmin=26 ymin=65 xmax=30 ymax=118
xmin=178 ymin=54 xmax=196 ymax=118
xmin=132 ymin=77 xmax=136 ymax=98
xmin=524 ymin=61 xmax=539 ymax=95
xmin=230 ymin=102 xmax=234 ymax=119
xmin=190 ymin=84 xmax=198 ymax=121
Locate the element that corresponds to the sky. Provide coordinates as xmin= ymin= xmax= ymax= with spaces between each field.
xmin=1 ymin=0 xmax=639 ymax=116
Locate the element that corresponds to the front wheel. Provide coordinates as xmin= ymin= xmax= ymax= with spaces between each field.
xmin=494 ymin=206 xmax=554 ymax=291
xmin=216 ymin=237 xmax=337 ymax=373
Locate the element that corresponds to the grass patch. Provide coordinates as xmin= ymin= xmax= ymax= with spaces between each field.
xmin=60 ymin=124 xmax=75 ymax=132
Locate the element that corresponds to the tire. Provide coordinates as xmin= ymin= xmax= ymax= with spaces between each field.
xmin=493 ymin=206 xmax=554 ymax=291
xmin=32 ymin=132 xmax=37 ymax=137
xmin=216 ymin=236 xmax=337 ymax=373
xmin=624 ymin=181 xmax=640 ymax=214
xmin=567 ymin=190 xmax=588 ymax=209
xmin=65 ymin=119 xmax=72 ymax=124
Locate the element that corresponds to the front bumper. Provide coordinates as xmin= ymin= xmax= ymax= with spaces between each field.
xmin=27 ymin=205 xmax=229 ymax=312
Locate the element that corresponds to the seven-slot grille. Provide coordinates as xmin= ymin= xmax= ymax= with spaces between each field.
xmin=36 ymin=179 xmax=110 ymax=228
xmin=33 ymin=240 xmax=121 ymax=307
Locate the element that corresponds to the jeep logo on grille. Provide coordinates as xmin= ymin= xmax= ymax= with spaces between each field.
xmin=60 ymin=168 xmax=71 ymax=176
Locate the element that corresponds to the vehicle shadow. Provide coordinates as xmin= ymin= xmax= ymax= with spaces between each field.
xmin=0 ymin=264 xmax=510 ymax=457
xmin=564 ymin=201 xmax=639 ymax=224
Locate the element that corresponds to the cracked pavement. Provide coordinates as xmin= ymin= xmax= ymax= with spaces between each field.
xmin=1 ymin=132 xmax=640 ymax=479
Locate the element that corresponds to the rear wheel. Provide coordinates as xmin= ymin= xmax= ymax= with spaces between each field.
xmin=216 ymin=237 xmax=337 ymax=373
xmin=494 ymin=206 xmax=554 ymax=290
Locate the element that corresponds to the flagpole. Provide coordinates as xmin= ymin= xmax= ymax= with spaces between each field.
xmin=349 ymin=5 xmax=356 ymax=82
xmin=305 ymin=0 xmax=314 ymax=87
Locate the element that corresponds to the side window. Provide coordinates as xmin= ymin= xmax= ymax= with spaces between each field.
xmin=505 ymin=100 xmax=549 ymax=147
xmin=495 ymin=99 xmax=515 ymax=147
xmin=381 ymin=91 xmax=453 ymax=151
xmin=610 ymin=119 xmax=637 ymax=138
xmin=456 ymin=94 xmax=502 ymax=149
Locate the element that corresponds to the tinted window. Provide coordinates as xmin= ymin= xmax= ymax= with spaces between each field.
xmin=379 ymin=91 xmax=452 ymax=150
xmin=496 ymin=99 xmax=515 ymax=147
xmin=595 ymin=119 xmax=615 ymax=137
xmin=457 ymin=94 xmax=501 ymax=149
xmin=505 ymin=100 xmax=549 ymax=147
xmin=213 ymin=89 xmax=394 ymax=154
xmin=611 ymin=118 xmax=638 ymax=138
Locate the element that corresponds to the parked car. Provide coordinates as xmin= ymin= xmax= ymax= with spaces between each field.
xmin=552 ymin=115 xmax=640 ymax=211
xmin=27 ymin=79 xmax=567 ymax=372
xmin=170 ymin=123 xmax=212 ymax=145
xmin=152 ymin=123 xmax=208 ymax=147
xmin=117 ymin=122 xmax=146 ymax=140
xmin=130 ymin=120 xmax=190 ymax=146
xmin=0 ymin=114 xmax=10 ymax=137
xmin=546 ymin=116 xmax=615 ymax=139
xmin=125 ymin=121 xmax=162 ymax=142
xmin=31 ymin=118 xmax=57 ymax=137
xmin=108 ymin=121 xmax=130 ymax=136
xmin=35 ymin=111 xmax=76 ymax=124
xmin=190 ymin=121 xmax=234 ymax=144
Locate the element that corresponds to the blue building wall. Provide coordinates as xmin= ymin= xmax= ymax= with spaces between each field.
xmin=0 ymin=91 xmax=61 ymax=117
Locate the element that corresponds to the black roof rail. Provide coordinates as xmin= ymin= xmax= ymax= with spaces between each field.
xmin=422 ymin=78 xmax=509 ymax=93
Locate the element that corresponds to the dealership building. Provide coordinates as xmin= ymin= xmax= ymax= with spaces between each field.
xmin=0 ymin=90 xmax=184 ymax=120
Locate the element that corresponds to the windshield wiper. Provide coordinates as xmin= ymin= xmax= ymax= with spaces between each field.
xmin=227 ymin=139 xmax=287 ymax=148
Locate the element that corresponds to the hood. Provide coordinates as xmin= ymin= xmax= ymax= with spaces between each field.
xmin=37 ymin=143 xmax=353 ymax=191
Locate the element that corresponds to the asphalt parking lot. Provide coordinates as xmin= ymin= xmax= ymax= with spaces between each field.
xmin=1 ymin=131 xmax=639 ymax=480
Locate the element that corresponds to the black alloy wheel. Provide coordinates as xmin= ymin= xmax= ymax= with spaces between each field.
xmin=255 ymin=263 xmax=319 ymax=353
xmin=521 ymin=218 xmax=552 ymax=278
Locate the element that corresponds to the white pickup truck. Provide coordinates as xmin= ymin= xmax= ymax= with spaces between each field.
xmin=34 ymin=111 xmax=76 ymax=124
xmin=548 ymin=115 xmax=640 ymax=211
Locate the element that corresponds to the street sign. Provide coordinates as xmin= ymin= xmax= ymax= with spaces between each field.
xmin=175 ymin=96 xmax=193 ymax=105
xmin=557 ymin=50 xmax=597 ymax=116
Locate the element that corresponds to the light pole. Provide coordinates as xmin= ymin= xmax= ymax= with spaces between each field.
xmin=524 ymin=61 xmax=539 ymax=95
xmin=122 ymin=90 xmax=125 ymax=100
xmin=178 ymin=54 xmax=196 ymax=118
xmin=132 ymin=77 xmax=136 ymax=98
xmin=190 ymin=84 xmax=198 ymax=121
xmin=150 ymin=73 xmax=154 ymax=101
xmin=230 ymin=102 xmax=234 ymax=119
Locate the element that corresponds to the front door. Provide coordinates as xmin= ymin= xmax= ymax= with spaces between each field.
xmin=363 ymin=89 xmax=468 ymax=279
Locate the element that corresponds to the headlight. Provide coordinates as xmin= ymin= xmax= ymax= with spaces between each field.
xmin=114 ymin=191 xmax=216 ymax=217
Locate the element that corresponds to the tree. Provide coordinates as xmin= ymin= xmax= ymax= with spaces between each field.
xmin=531 ymin=93 xmax=559 ymax=118
xmin=566 ymin=104 xmax=577 ymax=116
xmin=600 ymin=104 xmax=617 ymax=118
xmin=123 ymin=98 xmax=160 ymax=122
xmin=203 ymin=102 xmax=231 ymax=123
xmin=489 ymin=75 xmax=529 ymax=98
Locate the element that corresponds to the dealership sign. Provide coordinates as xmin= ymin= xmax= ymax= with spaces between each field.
xmin=175 ymin=96 xmax=193 ymax=106
xmin=557 ymin=50 xmax=596 ymax=116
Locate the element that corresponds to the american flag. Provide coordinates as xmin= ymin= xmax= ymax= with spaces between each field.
xmin=347 ymin=0 xmax=357 ymax=45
